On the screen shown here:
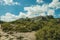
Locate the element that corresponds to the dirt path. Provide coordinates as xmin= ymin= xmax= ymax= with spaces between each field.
xmin=0 ymin=24 xmax=36 ymax=40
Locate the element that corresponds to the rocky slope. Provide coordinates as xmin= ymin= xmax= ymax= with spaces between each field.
xmin=0 ymin=24 xmax=36 ymax=40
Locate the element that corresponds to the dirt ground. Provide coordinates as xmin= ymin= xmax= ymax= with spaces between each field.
xmin=0 ymin=24 xmax=36 ymax=40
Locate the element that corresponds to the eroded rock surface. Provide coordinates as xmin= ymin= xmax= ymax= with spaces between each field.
xmin=0 ymin=24 xmax=36 ymax=40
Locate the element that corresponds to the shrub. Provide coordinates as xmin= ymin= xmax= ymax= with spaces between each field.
xmin=36 ymin=25 xmax=60 ymax=40
xmin=1 ymin=23 xmax=13 ymax=32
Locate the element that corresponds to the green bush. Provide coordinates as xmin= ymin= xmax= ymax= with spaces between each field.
xmin=36 ymin=25 xmax=60 ymax=40
xmin=1 ymin=23 xmax=13 ymax=32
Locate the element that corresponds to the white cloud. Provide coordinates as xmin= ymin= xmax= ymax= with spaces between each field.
xmin=53 ymin=0 xmax=59 ymax=2
xmin=36 ymin=0 xmax=44 ymax=3
xmin=24 ymin=4 xmax=49 ymax=18
xmin=0 ymin=0 xmax=20 ymax=5
xmin=0 ymin=12 xmax=27 ymax=22
xmin=24 ymin=2 xmax=58 ymax=18
xmin=49 ymin=0 xmax=60 ymax=9
xmin=47 ymin=9 xmax=55 ymax=16
xmin=19 ymin=12 xmax=27 ymax=18
xmin=0 ymin=12 xmax=19 ymax=22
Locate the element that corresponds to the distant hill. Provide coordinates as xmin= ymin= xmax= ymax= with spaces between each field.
xmin=1 ymin=15 xmax=60 ymax=32
xmin=0 ymin=15 xmax=54 ymax=23
xmin=0 ymin=15 xmax=60 ymax=40
xmin=10 ymin=15 xmax=54 ymax=23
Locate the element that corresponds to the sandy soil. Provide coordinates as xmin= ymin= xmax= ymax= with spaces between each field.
xmin=0 ymin=24 xmax=36 ymax=40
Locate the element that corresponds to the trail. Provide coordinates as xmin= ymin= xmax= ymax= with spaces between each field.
xmin=0 ymin=24 xmax=36 ymax=40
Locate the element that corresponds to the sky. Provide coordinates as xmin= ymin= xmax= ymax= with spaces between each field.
xmin=0 ymin=0 xmax=60 ymax=22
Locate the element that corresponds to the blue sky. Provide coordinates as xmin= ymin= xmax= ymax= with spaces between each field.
xmin=0 ymin=0 xmax=37 ymax=15
xmin=0 ymin=0 xmax=60 ymax=22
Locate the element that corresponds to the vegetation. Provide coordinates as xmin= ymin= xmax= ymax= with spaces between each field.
xmin=36 ymin=21 xmax=60 ymax=40
xmin=0 ymin=15 xmax=60 ymax=40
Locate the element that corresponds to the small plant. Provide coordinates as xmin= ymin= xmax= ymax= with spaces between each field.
xmin=17 ymin=36 xmax=24 ymax=40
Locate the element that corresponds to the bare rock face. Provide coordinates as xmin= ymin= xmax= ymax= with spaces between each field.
xmin=0 ymin=24 xmax=36 ymax=40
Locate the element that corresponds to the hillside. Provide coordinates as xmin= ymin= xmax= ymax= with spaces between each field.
xmin=0 ymin=15 xmax=60 ymax=32
xmin=0 ymin=15 xmax=60 ymax=40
